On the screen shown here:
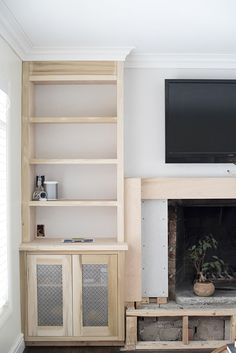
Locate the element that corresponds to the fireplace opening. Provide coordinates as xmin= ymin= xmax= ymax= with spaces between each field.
xmin=168 ymin=199 xmax=236 ymax=305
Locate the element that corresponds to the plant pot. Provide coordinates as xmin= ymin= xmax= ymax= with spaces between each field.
xmin=193 ymin=281 xmax=215 ymax=297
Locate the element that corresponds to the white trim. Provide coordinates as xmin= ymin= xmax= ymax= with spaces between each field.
xmin=8 ymin=333 xmax=25 ymax=353
xmin=26 ymin=46 xmax=134 ymax=61
xmin=2 ymin=0 xmax=236 ymax=67
xmin=0 ymin=0 xmax=32 ymax=60
xmin=0 ymin=1 xmax=134 ymax=61
xmin=126 ymin=53 xmax=236 ymax=69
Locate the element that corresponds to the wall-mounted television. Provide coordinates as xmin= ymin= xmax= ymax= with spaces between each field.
xmin=165 ymin=79 xmax=236 ymax=163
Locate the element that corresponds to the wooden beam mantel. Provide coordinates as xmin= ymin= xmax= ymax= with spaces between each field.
xmin=141 ymin=177 xmax=236 ymax=200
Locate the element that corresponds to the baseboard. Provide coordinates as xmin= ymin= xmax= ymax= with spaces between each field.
xmin=8 ymin=333 xmax=25 ymax=353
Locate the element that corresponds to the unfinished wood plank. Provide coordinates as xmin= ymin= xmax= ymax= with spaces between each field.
xmin=19 ymin=238 xmax=128 ymax=252
xmin=29 ymin=158 xmax=118 ymax=165
xmin=135 ymin=340 xmax=229 ymax=350
xmin=124 ymin=178 xmax=142 ymax=302
xmin=142 ymin=177 xmax=236 ymax=200
xmin=29 ymin=117 xmax=117 ymax=124
xmin=22 ymin=62 xmax=35 ymax=242
xmin=230 ymin=314 xmax=236 ymax=341
xmin=29 ymin=61 xmax=117 ymax=76
xmin=117 ymin=61 xmax=124 ymax=242
xmin=156 ymin=297 xmax=168 ymax=304
xmin=125 ymin=317 xmax=137 ymax=348
xmin=117 ymin=252 xmax=125 ymax=341
xmin=28 ymin=200 xmax=118 ymax=207
xmin=182 ymin=316 xmax=189 ymax=345
xmin=126 ymin=307 xmax=236 ymax=317
xmin=29 ymin=74 xmax=116 ymax=84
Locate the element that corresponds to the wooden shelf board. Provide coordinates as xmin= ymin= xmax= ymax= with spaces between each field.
xmin=135 ymin=340 xmax=230 ymax=350
xmin=127 ymin=306 xmax=236 ymax=317
xmin=29 ymin=74 xmax=117 ymax=84
xmin=19 ymin=238 xmax=128 ymax=252
xmin=29 ymin=117 xmax=118 ymax=124
xmin=29 ymin=158 xmax=118 ymax=165
xmin=28 ymin=200 xmax=118 ymax=207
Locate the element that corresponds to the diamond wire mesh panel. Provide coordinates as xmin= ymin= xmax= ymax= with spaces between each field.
xmin=82 ymin=264 xmax=108 ymax=327
xmin=37 ymin=264 xmax=63 ymax=326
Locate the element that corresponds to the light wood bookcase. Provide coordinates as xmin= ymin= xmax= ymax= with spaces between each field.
xmin=20 ymin=61 xmax=127 ymax=344
xmin=22 ymin=61 xmax=124 ymax=243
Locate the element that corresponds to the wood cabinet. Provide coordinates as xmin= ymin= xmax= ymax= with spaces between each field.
xmin=73 ymin=254 xmax=118 ymax=338
xmin=27 ymin=254 xmax=73 ymax=337
xmin=25 ymin=252 xmax=124 ymax=342
xmin=21 ymin=61 xmax=127 ymax=344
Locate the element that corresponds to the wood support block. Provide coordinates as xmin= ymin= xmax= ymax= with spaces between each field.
xmin=125 ymin=316 xmax=137 ymax=349
xmin=156 ymin=297 xmax=168 ymax=304
xmin=230 ymin=315 xmax=236 ymax=341
xmin=182 ymin=316 xmax=189 ymax=345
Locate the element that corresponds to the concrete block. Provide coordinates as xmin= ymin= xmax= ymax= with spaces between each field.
xmin=159 ymin=327 xmax=182 ymax=341
xmin=194 ymin=318 xmax=224 ymax=341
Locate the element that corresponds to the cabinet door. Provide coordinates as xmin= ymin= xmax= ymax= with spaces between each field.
xmin=27 ymin=254 xmax=72 ymax=337
xmin=73 ymin=254 xmax=118 ymax=338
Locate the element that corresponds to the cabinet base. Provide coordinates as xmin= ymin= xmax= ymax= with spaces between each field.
xmin=25 ymin=340 xmax=124 ymax=346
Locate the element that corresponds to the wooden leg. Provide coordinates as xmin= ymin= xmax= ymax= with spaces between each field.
xmin=125 ymin=316 xmax=137 ymax=350
xmin=182 ymin=316 xmax=189 ymax=345
xmin=230 ymin=315 xmax=236 ymax=341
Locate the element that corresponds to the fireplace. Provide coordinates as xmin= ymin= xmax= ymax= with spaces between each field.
xmin=168 ymin=199 xmax=236 ymax=305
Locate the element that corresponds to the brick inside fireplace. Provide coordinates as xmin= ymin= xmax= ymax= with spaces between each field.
xmin=168 ymin=199 xmax=236 ymax=305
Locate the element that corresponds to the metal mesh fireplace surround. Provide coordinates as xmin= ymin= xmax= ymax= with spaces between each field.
xmin=168 ymin=199 xmax=236 ymax=305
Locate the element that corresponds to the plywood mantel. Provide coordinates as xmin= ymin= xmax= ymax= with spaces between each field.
xmin=141 ymin=177 xmax=236 ymax=199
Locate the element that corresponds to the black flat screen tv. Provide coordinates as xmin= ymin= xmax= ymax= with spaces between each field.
xmin=165 ymin=79 xmax=236 ymax=163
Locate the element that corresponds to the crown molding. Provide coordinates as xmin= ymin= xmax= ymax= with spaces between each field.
xmin=0 ymin=0 xmax=32 ymax=59
xmin=1 ymin=1 xmax=236 ymax=67
xmin=0 ymin=1 xmax=134 ymax=61
xmin=126 ymin=53 xmax=236 ymax=69
xmin=26 ymin=46 xmax=134 ymax=61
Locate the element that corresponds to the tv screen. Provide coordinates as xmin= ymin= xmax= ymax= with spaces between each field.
xmin=165 ymin=79 xmax=236 ymax=163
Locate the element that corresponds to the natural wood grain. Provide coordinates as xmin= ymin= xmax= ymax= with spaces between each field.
xmin=19 ymin=238 xmax=128 ymax=252
xmin=29 ymin=158 xmax=118 ymax=165
xmin=29 ymin=75 xmax=116 ymax=84
xmin=72 ymin=255 xmax=82 ymax=337
xmin=182 ymin=316 xmax=189 ymax=345
xmin=29 ymin=117 xmax=117 ymax=124
xmin=125 ymin=317 xmax=137 ymax=348
xmin=142 ymin=177 xmax=236 ymax=199
xmin=124 ymin=178 xmax=142 ymax=302
xmin=80 ymin=254 xmax=118 ymax=338
xmin=29 ymin=61 xmax=117 ymax=76
xmin=22 ymin=62 xmax=35 ymax=242
xmin=28 ymin=200 xmax=118 ymax=207
xmin=127 ymin=307 xmax=236 ymax=317
xmin=27 ymin=254 xmax=72 ymax=337
xmin=116 ymin=61 xmax=124 ymax=243
xmin=117 ymin=251 xmax=125 ymax=341
xmin=230 ymin=315 xmax=236 ymax=340
xmin=135 ymin=341 xmax=229 ymax=350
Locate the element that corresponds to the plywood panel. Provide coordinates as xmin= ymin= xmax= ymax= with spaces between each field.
xmin=141 ymin=200 xmax=168 ymax=297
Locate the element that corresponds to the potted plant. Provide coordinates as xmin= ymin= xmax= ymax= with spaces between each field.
xmin=188 ymin=234 xmax=225 ymax=297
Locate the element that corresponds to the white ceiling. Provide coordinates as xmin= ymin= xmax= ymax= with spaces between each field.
xmin=1 ymin=0 xmax=236 ymax=65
